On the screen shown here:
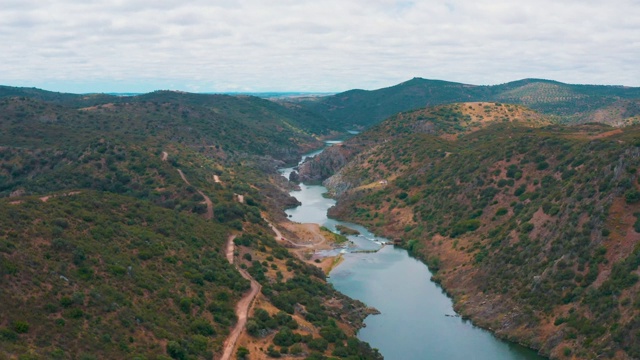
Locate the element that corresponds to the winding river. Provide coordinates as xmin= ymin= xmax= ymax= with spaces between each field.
xmin=280 ymin=144 xmax=545 ymax=360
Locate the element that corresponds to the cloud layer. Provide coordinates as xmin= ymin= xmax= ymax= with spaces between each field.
xmin=2 ymin=0 xmax=639 ymax=92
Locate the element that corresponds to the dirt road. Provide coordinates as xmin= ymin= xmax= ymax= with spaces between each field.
xmin=177 ymin=169 xmax=213 ymax=220
xmin=220 ymin=235 xmax=261 ymax=360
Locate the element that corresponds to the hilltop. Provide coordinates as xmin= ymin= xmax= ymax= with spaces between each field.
xmin=294 ymin=78 xmax=640 ymax=130
xmin=301 ymin=102 xmax=640 ymax=359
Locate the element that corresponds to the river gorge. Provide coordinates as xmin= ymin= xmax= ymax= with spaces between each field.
xmin=279 ymin=144 xmax=545 ymax=360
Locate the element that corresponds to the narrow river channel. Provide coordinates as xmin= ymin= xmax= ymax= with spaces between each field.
xmin=279 ymin=144 xmax=546 ymax=360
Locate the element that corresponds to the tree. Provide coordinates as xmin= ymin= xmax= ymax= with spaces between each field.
xmin=237 ymin=347 xmax=250 ymax=359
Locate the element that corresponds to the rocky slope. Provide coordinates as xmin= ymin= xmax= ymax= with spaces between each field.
xmin=307 ymin=103 xmax=640 ymax=359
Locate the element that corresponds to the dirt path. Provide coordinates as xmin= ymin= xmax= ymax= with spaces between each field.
xmin=177 ymin=169 xmax=191 ymax=185
xmin=177 ymin=169 xmax=213 ymax=220
xmin=220 ymin=235 xmax=261 ymax=360
xmin=161 ymin=151 xmax=168 ymax=161
xmin=40 ymin=191 xmax=82 ymax=203
xmin=264 ymin=217 xmax=326 ymax=249
xmin=198 ymin=189 xmax=214 ymax=220
xmin=226 ymin=235 xmax=236 ymax=264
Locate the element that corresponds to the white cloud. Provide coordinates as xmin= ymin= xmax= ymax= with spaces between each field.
xmin=1 ymin=0 xmax=639 ymax=92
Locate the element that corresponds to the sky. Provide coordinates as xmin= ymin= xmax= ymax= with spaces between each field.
xmin=1 ymin=0 xmax=639 ymax=93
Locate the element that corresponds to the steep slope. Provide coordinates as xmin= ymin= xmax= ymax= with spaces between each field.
xmin=296 ymin=78 xmax=640 ymax=129
xmin=1 ymin=192 xmax=248 ymax=359
xmin=308 ymin=104 xmax=640 ymax=359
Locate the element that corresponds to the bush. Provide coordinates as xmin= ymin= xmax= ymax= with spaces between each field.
xmin=12 ymin=321 xmax=29 ymax=334
xmin=521 ymin=222 xmax=534 ymax=233
xmin=237 ymin=347 xmax=250 ymax=359
xmin=625 ymin=190 xmax=640 ymax=204
xmin=450 ymin=219 xmax=481 ymax=237
xmin=166 ymin=341 xmax=186 ymax=360
xmin=514 ymin=184 xmax=527 ymax=196
xmin=307 ymin=338 xmax=328 ymax=352
xmin=0 ymin=327 xmax=18 ymax=341
xmin=190 ymin=320 xmax=215 ymax=336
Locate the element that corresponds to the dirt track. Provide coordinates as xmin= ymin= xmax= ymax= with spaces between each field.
xmin=177 ymin=169 xmax=213 ymax=220
xmin=220 ymin=235 xmax=261 ymax=360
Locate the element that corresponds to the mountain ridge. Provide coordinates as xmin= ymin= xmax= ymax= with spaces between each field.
xmin=293 ymin=77 xmax=640 ymax=130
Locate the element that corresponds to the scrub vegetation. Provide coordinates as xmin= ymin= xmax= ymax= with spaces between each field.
xmin=310 ymin=102 xmax=640 ymax=359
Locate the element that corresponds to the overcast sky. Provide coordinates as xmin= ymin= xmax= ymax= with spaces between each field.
xmin=1 ymin=0 xmax=639 ymax=93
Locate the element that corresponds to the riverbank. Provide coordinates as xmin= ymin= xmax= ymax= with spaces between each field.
xmin=279 ymin=145 xmax=546 ymax=360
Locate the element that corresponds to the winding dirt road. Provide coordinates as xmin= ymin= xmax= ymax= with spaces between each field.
xmin=177 ymin=169 xmax=214 ymax=220
xmin=220 ymin=235 xmax=261 ymax=360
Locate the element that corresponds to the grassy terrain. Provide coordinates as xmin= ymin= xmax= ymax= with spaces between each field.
xmin=311 ymin=103 xmax=640 ymax=359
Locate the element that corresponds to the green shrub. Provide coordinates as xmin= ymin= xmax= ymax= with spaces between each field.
xmin=237 ymin=347 xmax=250 ymax=359
xmin=190 ymin=320 xmax=215 ymax=336
xmin=450 ymin=219 xmax=481 ymax=237
xmin=0 ymin=327 xmax=18 ymax=341
xmin=521 ymin=222 xmax=534 ymax=233
xmin=12 ymin=321 xmax=29 ymax=334
xmin=625 ymin=190 xmax=640 ymax=204
xmin=166 ymin=341 xmax=186 ymax=360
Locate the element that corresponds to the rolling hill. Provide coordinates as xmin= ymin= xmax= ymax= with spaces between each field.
xmin=295 ymin=78 xmax=640 ymax=130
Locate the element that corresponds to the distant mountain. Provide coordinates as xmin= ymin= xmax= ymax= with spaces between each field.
xmin=296 ymin=78 xmax=640 ymax=129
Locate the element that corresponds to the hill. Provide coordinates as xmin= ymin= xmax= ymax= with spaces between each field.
xmin=0 ymin=88 xmax=383 ymax=359
xmin=0 ymin=90 xmax=336 ymax=165
xmin=295 ymin=78 xmax=640 ymax=130
xmin=302 ymin=103 xmax=640 ymax=359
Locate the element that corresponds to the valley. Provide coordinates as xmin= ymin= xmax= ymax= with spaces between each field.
xmin=1 ymin=78 xmax=640 ymax=360
xmin=301 ymin=101 xmax=640 ymax=359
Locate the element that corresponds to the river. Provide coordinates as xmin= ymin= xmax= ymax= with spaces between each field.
xmin=279 ymin=144 xmax=545 ymax=360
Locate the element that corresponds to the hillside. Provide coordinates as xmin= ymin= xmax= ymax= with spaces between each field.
xmin=297 ymin=102 xmax=552 ymax=184
xmin=295 ymin=78 xmax=640 ymax=130
xmin=304 ymin=104 xmax=640 ymax=359
xmin=0 ymin=89 xmax=382 ymax=359
xmin=0 ymin=86 xmax=346 ymax=164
